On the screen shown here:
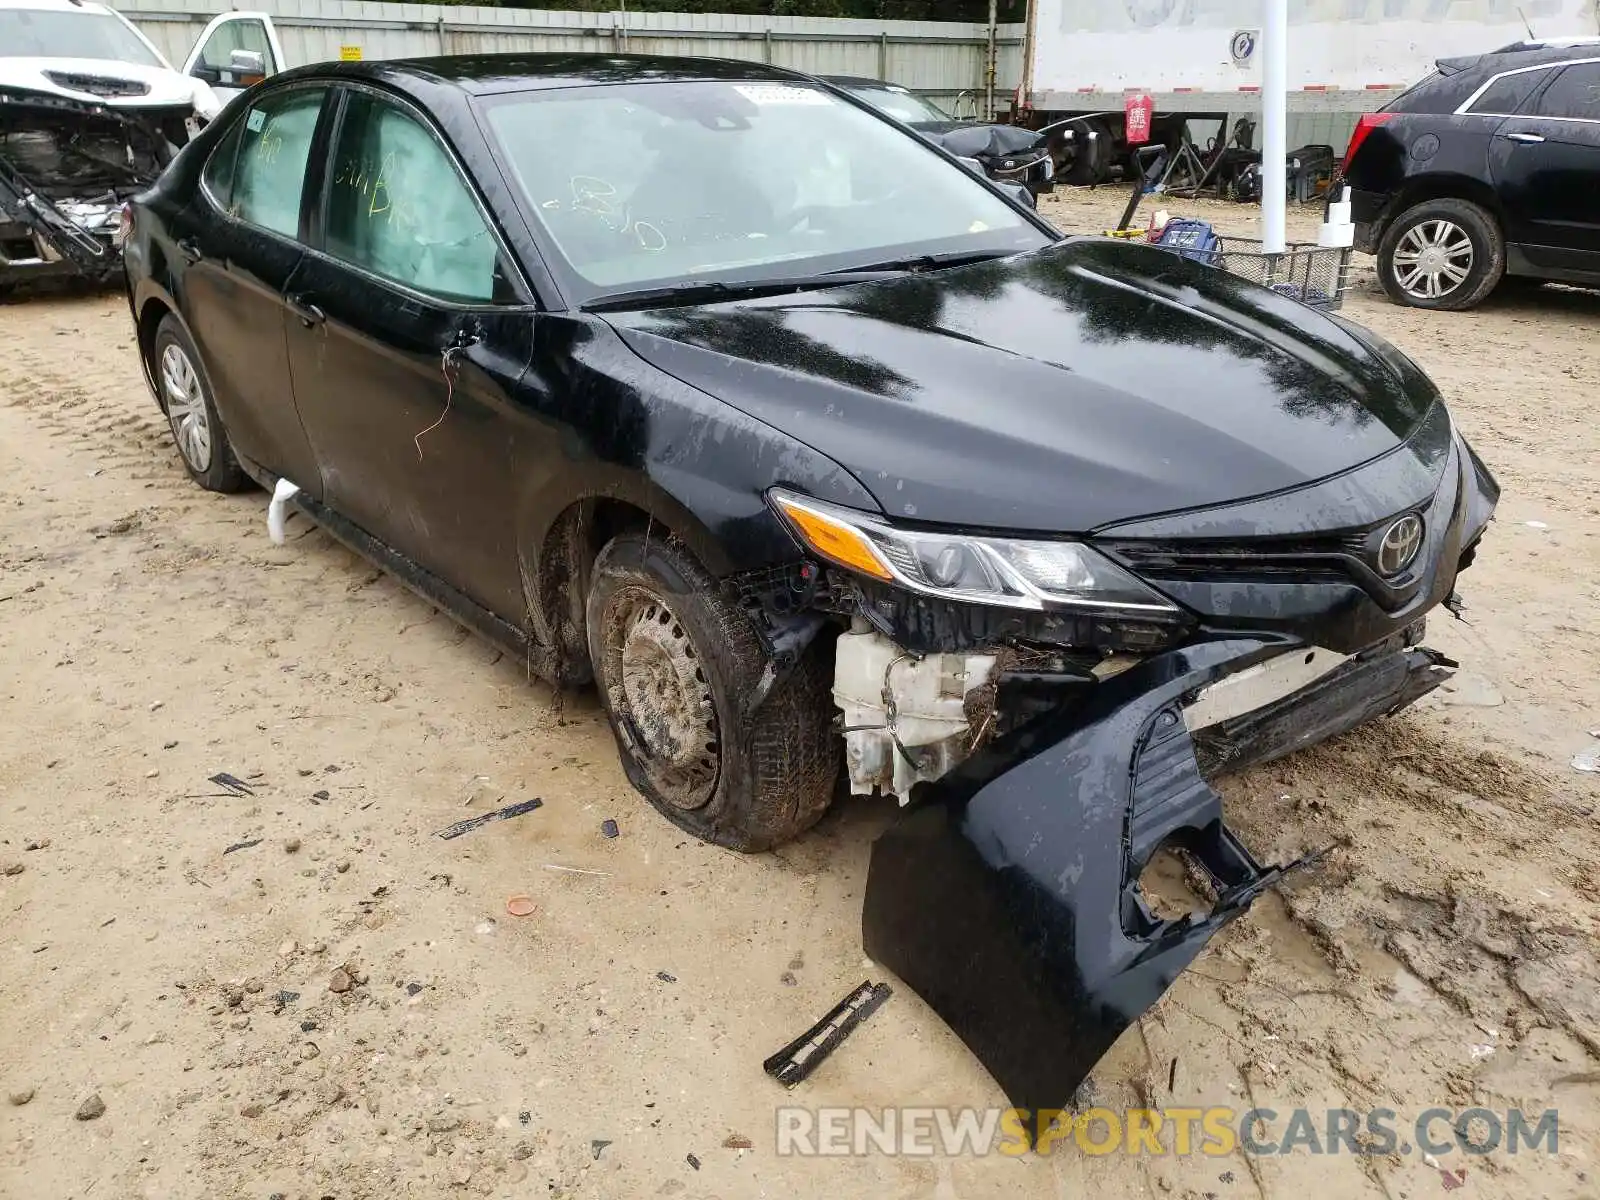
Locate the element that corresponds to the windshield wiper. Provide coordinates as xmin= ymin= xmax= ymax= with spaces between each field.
xmin=833 ymin=249 xmax=1017 ymax=274
xmin=582 ymin=271 xmax=904 ymax=314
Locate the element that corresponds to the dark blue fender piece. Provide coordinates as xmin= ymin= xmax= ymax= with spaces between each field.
xmin=862 ymin=638 xmax=1323 ymax=1138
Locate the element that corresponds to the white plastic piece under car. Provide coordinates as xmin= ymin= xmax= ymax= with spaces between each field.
xmin=266 ymin=477 xmax=299 ymax=544
xmin=832 ymin=622 xmax=997 ymax=804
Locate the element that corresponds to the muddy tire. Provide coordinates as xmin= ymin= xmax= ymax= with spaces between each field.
xmin=1376 ymin=198 xmax=1504 ymax=311
xmin=152 ymin=315 xmax=249 ymax=493
xmin=586 ymin=533 xmax=839 ymax=852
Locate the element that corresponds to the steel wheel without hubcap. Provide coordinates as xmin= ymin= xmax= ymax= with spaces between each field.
xmin=160 ymin=342 xmax=212 ymax=473
xmin=603 ymin=588 xmax=720 ymax=809
xmin=1391 ymin=219 xmax=1474 ymax=302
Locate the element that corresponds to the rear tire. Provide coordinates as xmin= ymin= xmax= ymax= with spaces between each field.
xmin=1376 ymin=198 xmax=1503 ymax=311
xmin=586 ymin=532 xmax=839 ymax=852
xmin=152 ymin=315 xmax=249 ymax=493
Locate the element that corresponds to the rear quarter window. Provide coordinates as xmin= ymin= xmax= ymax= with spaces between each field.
xmin=1465 ymin=68 xmax=1551 ymax=115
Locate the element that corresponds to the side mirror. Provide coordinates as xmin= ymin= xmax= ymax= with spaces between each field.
xmin=996 ymin=180 xmax=1036 ymax=209
xmin=229 ymin=49 xmax=266 ymax=76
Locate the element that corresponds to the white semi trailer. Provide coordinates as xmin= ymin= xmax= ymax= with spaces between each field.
xmin=1010 ymin=0 xmax=1600 ymax=183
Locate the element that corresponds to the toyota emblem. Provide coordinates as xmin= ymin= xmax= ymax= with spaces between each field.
xmin=1377 ymin=515 xmax=1424 ymax=576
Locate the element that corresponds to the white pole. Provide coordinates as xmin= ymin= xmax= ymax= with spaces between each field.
xmin=1261 ymin=0 xmax=1288 ymax=254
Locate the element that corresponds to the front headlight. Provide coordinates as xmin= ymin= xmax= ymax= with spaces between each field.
xmin=769 ymin=489 xmax=1181 ymax=617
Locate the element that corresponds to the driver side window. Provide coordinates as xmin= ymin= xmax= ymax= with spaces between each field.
xmin=324 ymin=91 xmax=501 ymax=303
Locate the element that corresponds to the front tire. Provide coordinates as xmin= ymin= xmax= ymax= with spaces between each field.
xmin=152 ymin=315 xmax=249 ymax=492
xmin=586 ymin=533 xmax=839 ymax=852
xmin=1376 ymin=198 xmax=1503 ymax=311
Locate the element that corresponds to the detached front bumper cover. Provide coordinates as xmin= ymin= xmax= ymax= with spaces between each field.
xmin=862 ymin=635 xmax=1451 ymax=1140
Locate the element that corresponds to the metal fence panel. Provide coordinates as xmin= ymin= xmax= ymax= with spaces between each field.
xmin=113 ymin=0 xmax=1025 ymax=108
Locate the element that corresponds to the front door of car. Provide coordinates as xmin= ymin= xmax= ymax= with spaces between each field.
xmin=283 ymin=86 xmax=535 ymax=623
xmin=1492 ymin=59 xmax=1600 ymax=269
xmin=176 ymin=83 xmax=328 ymax=496
xmin=181 ymin=12 xmax=286 ymax=105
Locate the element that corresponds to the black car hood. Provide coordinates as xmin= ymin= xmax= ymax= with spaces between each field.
xmin=606 ymin=239 xmax=1442 ymax=533
xmin=910 ymin=121 xmax=1045 ymax=160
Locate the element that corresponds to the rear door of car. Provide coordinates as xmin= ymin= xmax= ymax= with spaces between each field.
xmin=281 ymin=83 xmax=537 ymax=622
xmin=1487 ymin=57 xmax=1600 ymax=271
xmin=181 ymin=13 xmax=286 ymax=105
xmin=176 ymin=82 xmax=330 ymax=496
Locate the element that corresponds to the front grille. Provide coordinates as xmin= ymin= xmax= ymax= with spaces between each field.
xmin=1103 ymin=531 xmax=1366 ymax=582
xmin=43 ymin=72 xmax=150 ymax=98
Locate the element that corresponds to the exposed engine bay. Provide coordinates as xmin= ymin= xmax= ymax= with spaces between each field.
xmin=0 ymin=88 xmax=191 ymax=285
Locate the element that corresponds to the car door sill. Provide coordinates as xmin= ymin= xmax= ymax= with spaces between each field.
xmin=233 ymin=451 xmax=556 ymax=684
xmin=1506 ymin=244 xmax=1600 ymax=283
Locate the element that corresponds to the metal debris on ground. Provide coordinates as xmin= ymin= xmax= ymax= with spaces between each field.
xmin=435 ymin=797 xmax=544 ymax=840
xmin=763 ymin=980 xmax=893 ymax=1088
xmin=222 ymin=838 xmax=263 ymax=856
xmin=600 ymin=819 xmax=619 ymax=839
xmin=209 ymin=773 xmax=255 ymax=796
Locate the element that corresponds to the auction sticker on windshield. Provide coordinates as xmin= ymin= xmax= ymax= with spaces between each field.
xmin=734 ymin=84 xmax=830 ymax=106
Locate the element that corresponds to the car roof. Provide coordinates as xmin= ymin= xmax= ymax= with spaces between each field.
xmin=273 ymin=52 xmax=820 ymax=99
xmin=821 ymin=75 xmax=903 ymax=89
xmin=1438 ymin=41 xmax=1600 ymax=74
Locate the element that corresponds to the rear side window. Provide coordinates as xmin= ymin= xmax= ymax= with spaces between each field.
xmin=323 ymin=90 xmax=499 ymax=302
xmin=1533 ymin=62 xmax=1600 ymax=120
xmin=232 ymin=88 xmax=326 ymax=238
xmin=201 ymin=120 xmax=243 ymax=212
xmin=1466 ymin=68 xmax=1549 ymax=115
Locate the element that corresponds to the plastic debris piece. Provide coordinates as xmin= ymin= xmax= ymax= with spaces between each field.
xmin=591 ymin=1140 xmax=611 ymax=1160
xmin=542 ymin=863 xmax=609 ymax=876
xmin=406 ymin=982 xmax=424 ymax=996
xmin=435 ymin=797 xmax=544 ymax=840
xmin=209 ymin=773 xmax=255 ymax=797
xmin=600 ymin=819 xmax=619 ymax=839
xmin=267 ymin=477 xmax=301 ymax=545
xmin=505 ymin=895 xmax=536 ymax=918
xmin=1524 ymin=520 xmax=1549 ymax=530
xmin=763 ymin=980 xmax=893 ymax=1088
xmin=1573 ymin=741 xmax=1600 ymax=773
xmin=686 ymin=1153 xmax=701 ymax=1171
xmin=222 ymin=838 xmax=263 ymax=856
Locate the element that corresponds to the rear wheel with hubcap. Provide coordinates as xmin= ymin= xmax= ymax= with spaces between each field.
xmin=152 ymin=315 xmax=249 ymax=492
xmin=1377 ymin=198 xmax=1503 ymax=311
xmin=586 ymin=532 xmax=839 ymax=852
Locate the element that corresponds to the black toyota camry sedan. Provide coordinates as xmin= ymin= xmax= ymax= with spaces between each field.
xmin=122 ymin=53 xmax=1498 ymax=1130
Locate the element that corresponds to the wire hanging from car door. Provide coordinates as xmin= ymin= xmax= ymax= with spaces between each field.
xmin=414 ymin=324 xmax=482 ymax=459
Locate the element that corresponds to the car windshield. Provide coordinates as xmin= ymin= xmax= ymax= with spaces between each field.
xmin=480 ymin=78 xmax=1046 ymax=299
xmin=846 ymin=84 xmax=954 ymax=125
xmin=0 ymin=9 xmax=164 ymax=65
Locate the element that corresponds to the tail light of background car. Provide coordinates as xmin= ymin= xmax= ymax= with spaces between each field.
xmin=114 ymin=203 xmax=134 ymax=248
xmin=1339 ymin=112 xmax=1395 ymax=176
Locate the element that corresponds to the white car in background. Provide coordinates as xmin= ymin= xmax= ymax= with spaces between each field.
xmin=0 ymin=0 xmax=282 ymax=291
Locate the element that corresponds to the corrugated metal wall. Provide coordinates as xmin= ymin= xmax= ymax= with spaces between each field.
xmin=113 ymin=0 xmax=1026 ymax=111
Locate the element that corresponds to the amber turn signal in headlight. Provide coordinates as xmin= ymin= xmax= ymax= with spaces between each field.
xmin=770 ymin=493 xmax=894 ymax=582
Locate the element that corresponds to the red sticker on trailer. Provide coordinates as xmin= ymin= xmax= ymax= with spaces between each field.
xmin=1124 ymin=93 xmax=1153 ymax=146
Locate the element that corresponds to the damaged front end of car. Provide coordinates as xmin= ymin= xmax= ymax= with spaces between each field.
xmin=0 ymin=87 xmax=189 ymax=288
xmin=743 ymin=415 xmax=1497 ymax=1142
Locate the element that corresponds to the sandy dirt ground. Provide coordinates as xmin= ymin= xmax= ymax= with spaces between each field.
xmin=2 ymin=195 xmax=1599 ymax=1200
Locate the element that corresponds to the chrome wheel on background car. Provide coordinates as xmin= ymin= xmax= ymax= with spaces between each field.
xmin=160 ymin=342 xmax=212 ymax=473
xmin=1376 ymin=197 xmax=1503 ymax=312
xmin=1390 ymin=219 xmax=1473 ymax=302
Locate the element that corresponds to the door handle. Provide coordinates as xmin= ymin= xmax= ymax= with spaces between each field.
xmin=286 ymin=292 xmax=326 ymax=327
xmin=176 ymin=238 xmax=203 ymax=263
xmin=1499 ymin=131 xmax=1546 ymax=144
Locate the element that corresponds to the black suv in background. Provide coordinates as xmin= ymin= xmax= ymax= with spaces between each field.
xmin=1340 ymin=39 xmax=1600 ymax=309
